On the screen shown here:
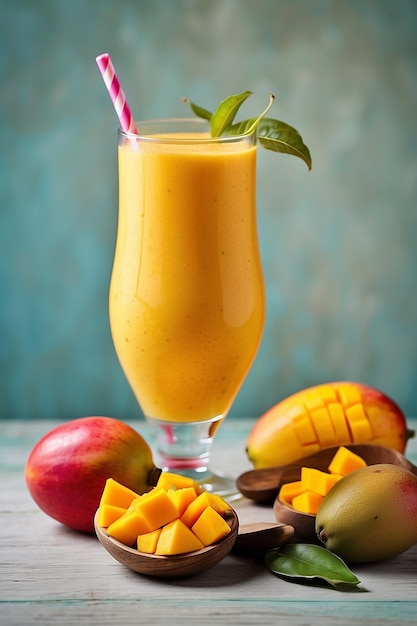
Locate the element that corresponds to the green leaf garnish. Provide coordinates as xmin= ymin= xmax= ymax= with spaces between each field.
xmin=210 ymin=90 xmax=253 ymax=137
xmin=183 ymin=91 xmax=312 ymax=170
xmin=257 ymin=118 xmax=312 ymax=170
xmin=265 ymin=544 xmax=360 ymax=589
xmin=181 ymin=97 xmax=212 ymax=121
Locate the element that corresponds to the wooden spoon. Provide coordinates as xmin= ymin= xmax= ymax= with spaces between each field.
xmin=232 ymin=522 xmax=294 ymax=555
xmin=236 ymin=443 xmax=417 ymax=503
xmin=95 ymin=508 xmax=239 ymax=578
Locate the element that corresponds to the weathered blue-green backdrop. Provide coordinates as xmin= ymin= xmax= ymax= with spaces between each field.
xmin=1 ymin=0 xmax=417 ymax=420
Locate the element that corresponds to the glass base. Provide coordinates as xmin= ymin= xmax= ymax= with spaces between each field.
xmin=145 ymin=415 xmax=242 ymax=501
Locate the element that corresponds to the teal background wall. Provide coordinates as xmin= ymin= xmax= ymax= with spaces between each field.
xmin=1 ymin=0 xmax=417 ymax=420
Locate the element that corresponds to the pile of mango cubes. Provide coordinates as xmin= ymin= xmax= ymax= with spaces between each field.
xmin=278 ymin=446 xmax=367 ymax=515
xmin=97 ymin=472 xmax=232 ymax=555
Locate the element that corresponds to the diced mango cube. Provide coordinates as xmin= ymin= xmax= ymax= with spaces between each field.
xmin=99 ymin=478 xmax=141 ymax=509
xmin=155 ymin=519 xmax=204 ymax=555
xmin=278 ymin=480 xmax=304 ymax=505
xmin=206 ymin=493 xmax=231 ymax=515
xmin=300 ymin=467 xmax=342 ymax=496
xmin=137 ymin=487 xmax=179 ymax=531
xmin=292 ymin=490 xmax=323 ymax=515
xmin=167 ymin=487 xmax=197 ymax=516
xmin=181 ymin=491 xmax=229 ymax=528
xmin=137 ymin=528 xmax=162 ymax=554
xmin=97 ymin=503 xmax=127 ymax=528
xmin=107 ymin=509 xmax=153 ymax=546
xmin=328 ymin=445 xmax=367 ymax=475
xmin=156 ymin=471 xmax=201 ymax=493
xmin=191 ymin=506 xmax=231 ymax=546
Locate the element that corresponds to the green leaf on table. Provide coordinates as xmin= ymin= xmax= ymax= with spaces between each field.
xmin=265 ymin=544 xmax=360 ymax=589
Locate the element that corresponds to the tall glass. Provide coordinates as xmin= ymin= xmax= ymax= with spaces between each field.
xmin=109 ymin=118 xmax=265 ymax=497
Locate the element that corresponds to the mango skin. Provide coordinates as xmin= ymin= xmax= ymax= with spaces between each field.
xmin=315 ymin=463 xmax=417 ymax=563
xmin=25 ymin=416 xmax=159 ymax=533
xmin=246 ymin=381 xmax=412 ymax=468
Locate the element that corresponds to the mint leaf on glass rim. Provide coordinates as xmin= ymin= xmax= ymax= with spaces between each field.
xmin=183 ymin=91 xmax=312 ymax=170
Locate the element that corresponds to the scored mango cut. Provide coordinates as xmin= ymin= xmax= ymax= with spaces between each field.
xmin=345 ymin=404 xmax=373 ymax=441
xmin=246 ymin=381 xmax=410 ymax=469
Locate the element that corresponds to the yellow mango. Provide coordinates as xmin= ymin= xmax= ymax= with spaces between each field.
xmin=181 ymin=491 xmax=229 ymax=528
xmin=328 ymin=446 xmax=367 ymax=476
xmin=292 ymin=490 xmax=323 ymax=515
xmin=246 ymin=381 xmax=413 ymax=468
xmin=99 ymin=477 xmax=141 ymax=510
xmin=97 ymin=503 xmax=127 ymax=528
xmin=137 ymin=528 xmax=162 ymax=554
xmin=208 ymin=493 xmax=232 ymax=514
xmin=155 ymin=519 xmax=204 ymax=555
xmin=300 ymin=467 xmax=341 ymax=496
xmin=136 ymin=487 xmax=179 ymax=531
xmin=107 ymin=509 xmax=153 ymax=546
xmin=278 ymin=480 xmax=304 ymax=505
xmin=191 ymin=506 xmax=231 ymax=546
xmin=167 ymin=487 xmax=197 ymax=516
xmin=156 ymin=471 xmax=202 ymax=493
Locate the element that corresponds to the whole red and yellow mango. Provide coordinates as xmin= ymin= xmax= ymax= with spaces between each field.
xmin=246 ymin=382 xmax=413 ymax=468
xmin=25 ymin=416 xmax=160 ymax=533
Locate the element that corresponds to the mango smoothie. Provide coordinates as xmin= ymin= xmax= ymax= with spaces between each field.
xmin=109 ymin=123 xmax=265 ymax=424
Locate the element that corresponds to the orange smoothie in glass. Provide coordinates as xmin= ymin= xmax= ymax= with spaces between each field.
xmin=109 ymin=120 xmax=265 ymax=425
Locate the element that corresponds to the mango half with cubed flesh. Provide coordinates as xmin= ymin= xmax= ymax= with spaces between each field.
xmin=315 ymin=463 xmax=417 ymax=563
xmin=246 ymin=382 xmax=413 ymax=468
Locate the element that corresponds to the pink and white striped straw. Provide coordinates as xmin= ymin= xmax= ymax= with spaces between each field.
xmin=95 ymin=53 xmax=137 ymax=134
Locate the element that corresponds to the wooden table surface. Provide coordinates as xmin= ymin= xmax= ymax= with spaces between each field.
xmin=1 ymin=417 xmax=416 ymax=626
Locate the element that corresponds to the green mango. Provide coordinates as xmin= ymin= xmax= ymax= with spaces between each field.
xmin=315 ymin=463 xmax=417 ymax=563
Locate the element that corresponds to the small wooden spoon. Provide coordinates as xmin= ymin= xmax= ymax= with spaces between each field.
xmin=236 ymin=443 xmax=417 ymax=503
xmin=232 ymin=522 xmax=294 ymax=555
xmin=95 ymin=509 xmax=239 ymax=578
